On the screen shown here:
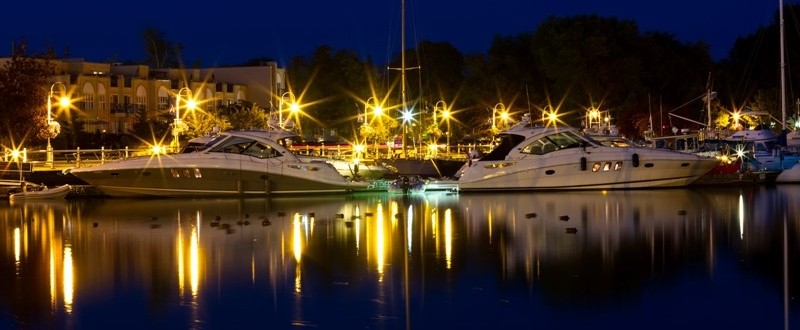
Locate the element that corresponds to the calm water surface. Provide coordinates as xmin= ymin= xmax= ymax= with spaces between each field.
xmin=1 ymin=186 xmax=799 ymax=329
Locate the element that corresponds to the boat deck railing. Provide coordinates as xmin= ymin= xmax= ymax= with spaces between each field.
xmin=3 ymin=147 xmax=152 ymax=171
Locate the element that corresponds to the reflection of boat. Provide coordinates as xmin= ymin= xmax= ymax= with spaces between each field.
xmin=379 ymin=158 xmax=465 ymax=179
xmin=69 ymin=130 xmax=370 ymax=197
xmin=298 ymin=155 xmax=389 ymax=180
xmin=387 ymin=176 xmax=426 ymax=194
xmin=9 ymin=184 xmax=70 ymax=200
xmin=776 ymin=162 xmax=800 ymax=183
xmin=457 ymin=114 xmax=720 ymax=191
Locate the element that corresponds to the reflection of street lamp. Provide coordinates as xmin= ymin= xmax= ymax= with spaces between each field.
xmin=46 ymin=82 xmax=69 ymax=168
xmin=172 ymin=87 xmax=195 ymax=151
xmin=280 ymin=92 xmax=298 ymax=129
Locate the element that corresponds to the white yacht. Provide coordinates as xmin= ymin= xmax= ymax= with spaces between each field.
xmin=457 ymin=115 xmax=720 ymax=191
xmin=69 ymin=129 xmax=370 ymax=197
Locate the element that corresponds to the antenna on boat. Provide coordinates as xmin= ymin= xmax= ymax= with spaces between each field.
xmin=780 ymin=0 xmax=787 ymax=131
xmin=525 ymin=84 xmax=532 ymax=120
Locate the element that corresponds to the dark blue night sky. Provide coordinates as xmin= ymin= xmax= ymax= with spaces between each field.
xmin=0 ymin=0 xmax=790 ymax=66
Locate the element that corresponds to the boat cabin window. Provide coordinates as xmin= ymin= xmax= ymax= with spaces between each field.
xmin=481 ymin=134 xmax=527 ymax=161
xmin=210 ymin=137 xmax=281 ymax=159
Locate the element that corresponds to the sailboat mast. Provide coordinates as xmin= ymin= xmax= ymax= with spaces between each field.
xmin=780 ymin=0 xmax=787 ymax=130
xmin=401 ymin=0 xmax=407 ymax=158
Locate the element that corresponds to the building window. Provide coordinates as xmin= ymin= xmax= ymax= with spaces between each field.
xmin=159 ymin=95 xmax=169 ymax=110
xmin=84 ymin=93 xmax=94 ymax=111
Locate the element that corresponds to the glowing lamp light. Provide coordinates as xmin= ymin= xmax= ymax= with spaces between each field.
xmin=353 ymin=144 xmax=365 ymax=154
xmin=59 ymin=96 xmax=70 ymax=108
xmin=151 ymin=144 xmax=166 ymax=155
xmin=10 ymin=149 xmax=21 ymax=161
xmin=401 ymin=110 xmax=414 ymax=124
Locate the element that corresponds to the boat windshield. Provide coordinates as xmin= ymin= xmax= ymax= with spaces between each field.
xmin=209 ymin=136 xmax=281 ymax=159
xmin=520 ymin=131 xmax=588 ymax=155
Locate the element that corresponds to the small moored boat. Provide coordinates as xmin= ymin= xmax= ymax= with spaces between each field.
xmin=9 ymin=184 xmax=71 ymax=200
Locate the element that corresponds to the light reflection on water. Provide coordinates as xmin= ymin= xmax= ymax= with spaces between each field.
xmin=0 ymin=187 xmax=798 ymax=329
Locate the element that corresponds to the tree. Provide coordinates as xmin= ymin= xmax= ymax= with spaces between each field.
xmin=221 ymin=100 xmax=267 ymax=131
xmin=142 ymin=27 xmax=183 ymax=68
xmin=0 ymin=41 xmax=55 ymax=148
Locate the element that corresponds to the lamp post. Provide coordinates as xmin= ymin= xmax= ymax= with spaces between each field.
xmin=443 ymin=107 xmax=451 ymax=158
xmin=279 ymin=91 xmax=298 ymax=129
xmin=434 ymin=101 xmax=448 ymax=156
xmin=172 ymin=87 xmax=195 ymax=151
xmin=364 ymin=97 xmax=383 ymax=157
xmin=492 ymin=103 xmax=506 ymax=134
xmin=46 ymin=82 xmax=69 ymax=168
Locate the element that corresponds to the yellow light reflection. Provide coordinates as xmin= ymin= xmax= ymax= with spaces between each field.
xmin=50 ymin=247 xmax=56 ymax=313
xmin=177 ymin=221 xmax=185 ymax=297
xmin=445 ymin=209 xmax=453 ymax=269
xmin=391 ymin=201 xmax=399 ymax=228
xmin=293 ymin=213 xmax=303 ymax=263
xmin=377 ymin=202 xmax=385 ymax=281
xmin=355 ymin=206 xmax=362 ymax=254
xmin=407 ymin=205 xmax=413 ymax=253
xmin=14 ymin=227 xmax=20 ymax=263
xmin=63 ymin=244 xmax=74 ymax=313
xmin=432 ymin=209 xmax=439 ymax=257
xmin=189 ymin=224 xmax=199 ymax=297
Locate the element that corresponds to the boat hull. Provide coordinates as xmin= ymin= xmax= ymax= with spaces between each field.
xmin=69 ymin=154 xmax=369 ymax=198
xmin=458 ymin=149 xmax=719 ymax=191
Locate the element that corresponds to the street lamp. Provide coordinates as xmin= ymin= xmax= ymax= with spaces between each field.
xmin=46 ymin=82 xmax=69 ymax=168
xmin=365 ymin=97 xmax=383 ymax=126
xmin=443 ymin=107 xmax=451 ymax=157
xmin=492 ymin=103 xmax=506 ymax=133
xmin=172 ymin=87 xmax=195 ymax=151
xmin=434 ymin=101 xmax=450 ymax=156
xmin=364 ymin=97 xmax=383 ymax=157
xmin=279 ymin=91 xmax=298 ymax=129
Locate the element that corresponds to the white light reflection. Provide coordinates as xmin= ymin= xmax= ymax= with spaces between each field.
xmin=738 ymin=192 xmax=745 ymax=240
xmin=355 ymin=206 xmax=361 ymax=254
xmin=445 ymin=209 xmax=453 ymax=269
xmin=63 ymin=244 xmax=74 ymax=314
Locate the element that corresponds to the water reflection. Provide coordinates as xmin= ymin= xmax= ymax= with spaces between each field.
xmin=0 ymin=188 xmax=797 ymax=329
